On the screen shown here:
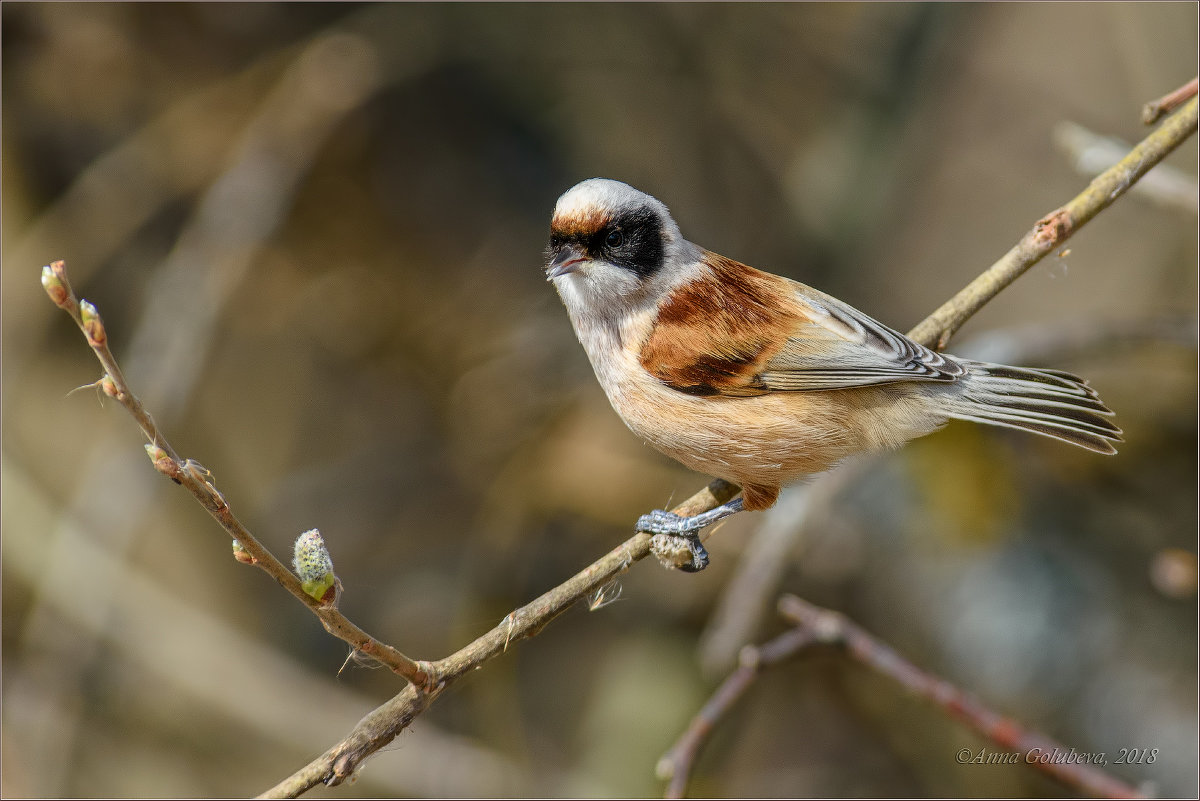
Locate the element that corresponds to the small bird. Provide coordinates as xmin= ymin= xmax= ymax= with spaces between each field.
xmin=545 ymin=178 xmax=1120 ymax=571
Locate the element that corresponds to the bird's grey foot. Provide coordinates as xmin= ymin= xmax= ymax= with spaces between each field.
xmin=638 ymin=498 xmax=744 ymax=572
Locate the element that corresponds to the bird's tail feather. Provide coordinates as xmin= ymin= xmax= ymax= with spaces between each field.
xmin=948 ymin=362 xmax=1121 ymax=454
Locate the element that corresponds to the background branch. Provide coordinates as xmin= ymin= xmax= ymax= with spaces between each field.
xmin=660 ymin=596 xmax=1144 ymax=800
xmin=658 ymin=621 xmax=822 ymax=799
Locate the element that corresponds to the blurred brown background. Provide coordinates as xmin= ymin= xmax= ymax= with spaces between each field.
xmin=3 ymin=3 xmax=1196 ymax=797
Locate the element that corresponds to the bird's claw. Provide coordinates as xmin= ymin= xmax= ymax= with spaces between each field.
xmin=640 ymin=509 xmax=709 ymax=571
xmin=648 ymin=531 xmax=710 ymax=572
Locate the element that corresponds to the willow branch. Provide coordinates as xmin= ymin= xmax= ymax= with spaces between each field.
xmin=659 ymin=595 xmax=1144 ymax=800
xmin=42 ymin=261 xmax=434 ymax=690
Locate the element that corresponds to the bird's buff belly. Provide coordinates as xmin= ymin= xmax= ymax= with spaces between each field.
xmin=608 ymin=383 xmax=869 ymax=488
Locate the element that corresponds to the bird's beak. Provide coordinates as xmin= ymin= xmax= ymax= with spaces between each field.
xmin=546 ymin=245 xmax=586 ymax=280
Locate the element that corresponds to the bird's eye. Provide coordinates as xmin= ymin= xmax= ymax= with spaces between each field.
xmin=605 ymin=228 xmax=624 ymax=248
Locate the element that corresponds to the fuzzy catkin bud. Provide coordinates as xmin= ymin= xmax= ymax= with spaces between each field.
xmin=293 ymin=529 xmax=336 ymax=603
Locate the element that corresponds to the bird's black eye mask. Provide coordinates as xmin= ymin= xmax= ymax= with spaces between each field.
xmin=547 ymin=207 xmax=664 ymax=280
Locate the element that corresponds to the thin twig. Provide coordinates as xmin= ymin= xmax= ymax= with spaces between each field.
xmin=659 ymin=595 xmax=1144 ymax=799
xmin=16 ymin=33 xmax=398 ymax=796
xmin=1142 ymin=77 xmax=1198 ymax=125
xmin=658 ymin=626 xmax=820 ymax=799
xmin=43 ymin=262 xmax=435 ymax=690
xmin=1054 ymin=121 xmax=1198 ymax=214
xmin=698 ymin=461 xmax=866 ymax=674
xmin=776 ymin=596 xmax=1143 ymax=799
xmin=907 ymin=96 xmax=1197 ymax=350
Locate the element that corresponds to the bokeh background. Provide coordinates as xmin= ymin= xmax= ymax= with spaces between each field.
xmin=3 ymin=3 xmax=1196 ymax=797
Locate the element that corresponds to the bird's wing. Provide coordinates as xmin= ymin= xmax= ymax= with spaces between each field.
xmin=637 ymin=252 xmax=964 ymax=397
xmin=756 ymin=280 xmax=966 ymax=391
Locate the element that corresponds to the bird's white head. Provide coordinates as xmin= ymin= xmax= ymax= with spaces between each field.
xmin=545 ymin=179 xmax=699 ymax=320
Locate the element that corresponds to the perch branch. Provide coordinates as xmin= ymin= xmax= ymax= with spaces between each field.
xmin=658 ymin=595 xmax=1143 ymax=799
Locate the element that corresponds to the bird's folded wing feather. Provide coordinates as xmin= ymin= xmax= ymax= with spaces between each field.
xmin=637 ymin=252 xmax=965 ymax=396
xmin=757 ymin=281 xmax=965 ymax=391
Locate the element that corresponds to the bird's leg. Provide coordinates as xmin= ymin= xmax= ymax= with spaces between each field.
xmin=637 ymin=497 xmax=745 ymax=535
xmin=637 ymin=497 xmax=745 ymax=572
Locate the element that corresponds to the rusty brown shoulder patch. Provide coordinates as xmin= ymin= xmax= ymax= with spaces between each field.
xmin=638 ymin=252 xmax=806 ymax=395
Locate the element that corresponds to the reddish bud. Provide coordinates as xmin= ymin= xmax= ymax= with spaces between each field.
xmin=144 ymin=443 xmax=179 ymax=481
xmin=41 ymin=263 xmax=76 ymax=310
xmin=232 ymin=539 xmax=257 ymax=566
xmin=79 ymin=300 xmax=107 ymax=347
xmin=100 ymin=375 xmax=120 ymax=399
